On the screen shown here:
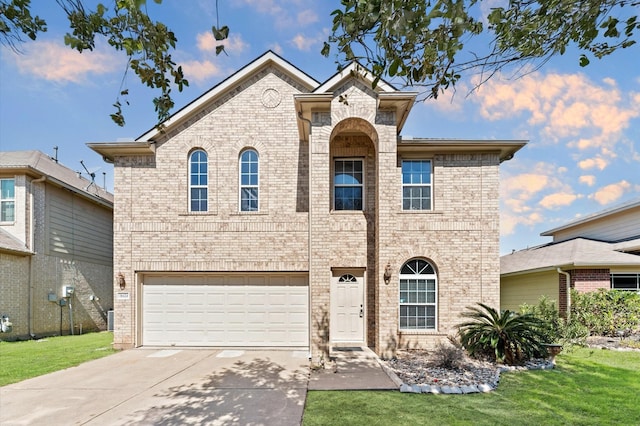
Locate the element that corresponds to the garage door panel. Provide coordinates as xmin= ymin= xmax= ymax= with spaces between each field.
xmin=142 ymin=276 xmax=308 ymax=347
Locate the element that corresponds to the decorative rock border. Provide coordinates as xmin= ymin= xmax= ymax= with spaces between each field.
xmin=384 ymin=359 xmax=555 ymax=394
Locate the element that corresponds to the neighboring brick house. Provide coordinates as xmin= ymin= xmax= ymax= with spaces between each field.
xmin=501 ymin=197 xmax=640 ymax=315
xmin=89 ymin=51 xmax=525 ymax=360
xmin=0 ymin=151 xmax=114 ymax=339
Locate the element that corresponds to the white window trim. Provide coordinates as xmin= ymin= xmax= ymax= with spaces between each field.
xmin=188 ymin=150 xmax=208 ymax=213
xmin=0 ymin=178 xmax=16 ymax=223
xmin=333 ymin=157 xmax=365 ymax=211
xmin=239 ymin=149 xmax=259 ymax=212
xmin=399 ymin=260 xmax=438 ymax=331
xmin=401 ymin=159 xmax=432 ymax=211
xmin=610 ymin=273 xmax=640 ymax=291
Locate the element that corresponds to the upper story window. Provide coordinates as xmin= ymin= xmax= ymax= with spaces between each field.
xmin=399 ymin=258 xmax=437 ymax=330
xmin=189 ymin=150 xmax=208 ymax=212
xmin=240 ymin=149 xmax=259 ymax=212
xmin=1 ymin=178 xmax=15 ymax=222
xmin=334 ymin=159 xmax=363 ymax=210
xmin=611 ymin=274 xmax=640 ymax=291
xmin=402 ymin=160 xmax=432 ymax=210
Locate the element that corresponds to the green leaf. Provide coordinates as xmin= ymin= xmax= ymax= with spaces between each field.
xmin=579 ymin=54 xmax=590 ymax=67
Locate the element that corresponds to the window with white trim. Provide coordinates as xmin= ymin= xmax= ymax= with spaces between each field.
xmin=402 ymin=160 xmax=432 ymax=210
xmin=399 ymin=258 xmax=437 ymax=330
xmin=240 ymin=149 xmax=259 ymax=211
xmin=189 ymin=150 xmax=208 ymax=212
xmin=334 ymin=158 xmax=363 ymax=210
xmin=1 ymin=178 xmax=15 ymax=222
xmin=611 ymin=273 xmax=640 ymax=291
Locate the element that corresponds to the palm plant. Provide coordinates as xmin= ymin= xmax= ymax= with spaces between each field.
xmin=457 ymin=303 xmax=549 ymax=365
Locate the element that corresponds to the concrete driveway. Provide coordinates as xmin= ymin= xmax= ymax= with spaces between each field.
xmin=0 ymin=348 xmax=310 ymax=426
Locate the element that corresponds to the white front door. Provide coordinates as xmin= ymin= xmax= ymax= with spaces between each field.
xmin=331 ymin=273 xmax=365 ymax=343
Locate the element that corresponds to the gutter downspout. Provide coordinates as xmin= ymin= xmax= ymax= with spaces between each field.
xmin=557 ymin=268 xmax=571 ymax=321
xmin=298 ymin=111 xmax=313 ymax=360
xmin=29 ymin=175 xmax=47 ymax=338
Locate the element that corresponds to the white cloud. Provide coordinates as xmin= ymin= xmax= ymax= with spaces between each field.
xmin=579 ymin=175 xmax=596 ymax=186
xmin=196 ymin=32 xmax=248 ymax=54
xmin=500 ymin=161 xmax=580 ymax=235
xmin=539 ymin=192 xmax=582 ymax=209
xmin=578 ymin=157 xmax=608 ymax=170
xmin=180 ymin=60 xmax=224 ymax=85
xmin=473 ymin=72 xmax=640 ymax=163
xmin=589 ymin=180 xmax=631 ymax=205
xmin=270 ymin=43 xmax=284 ymax=55
xmin=291 ymin=31 xmax=327 ymax=51
xmin=501 ymin=211 xmax=544 ymax=236
xmin=297 ymin=9 xmax=318 ymax=26
xmin=7 ymin=40 xmax=120 ymax=84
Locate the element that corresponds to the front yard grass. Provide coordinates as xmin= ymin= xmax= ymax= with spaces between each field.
xmin=303 ymin=347 xmax=640 ymax=425
xmin=0 ymin=332 xmax=116 ymax=386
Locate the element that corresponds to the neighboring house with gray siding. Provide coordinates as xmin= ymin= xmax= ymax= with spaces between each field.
xmin=0 ymin=150 xmax=114 ymax=339
xmin=501 ymin=197 xmax=640 ymax=315
xmin=89 ymin=51 xmax=525 ymax=361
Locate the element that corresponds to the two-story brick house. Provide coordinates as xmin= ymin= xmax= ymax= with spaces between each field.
xmin=89 ymin=52 xmax=525 ymax=360
xmin=0 ymin=150 xmax=113 ymax=339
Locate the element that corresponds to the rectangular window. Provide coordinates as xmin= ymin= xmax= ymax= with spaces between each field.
xmin=611 ymin=274 xmax=640 ymax=291
xmin=402 ymin=160 xmax=432 ymax=210
xmin=399 ymin=278 xmax=436 ymax=329
xmin=1 ymin=179 xmax=15 ymax=222
xmin=334 ymin=159 xmax=363 ymax=210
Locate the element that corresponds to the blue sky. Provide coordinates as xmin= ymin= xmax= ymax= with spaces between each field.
xmin=1 ymin=1 xmax=638 ymax=254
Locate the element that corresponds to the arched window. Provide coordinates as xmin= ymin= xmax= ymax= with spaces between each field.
xmin=240 ymin=149 xmax=259 ymax=211
xmin=339 ymin=274 xmax=357 ymax=283
xmin=399 ymin=259 xmax=437 ymax=330
xmin=189 ymin=150 xmax=208 ymax=212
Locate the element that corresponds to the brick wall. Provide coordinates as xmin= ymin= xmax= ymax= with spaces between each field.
xmin=572 ymin=268 xmax=611 ymax=293
xmin=112 ymin=68 xmax=311 ymax=348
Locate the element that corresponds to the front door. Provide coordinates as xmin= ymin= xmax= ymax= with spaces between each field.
xmin=331 ymin=273 xmax=365 ymax=343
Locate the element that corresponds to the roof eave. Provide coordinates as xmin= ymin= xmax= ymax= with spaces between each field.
xmin=0 ymin=246 xmax=34 ymax=256
xmin=399 ymin=139 xmax=527 ymax=162
xmin=87 ymin=141 xmax=156 ymax=163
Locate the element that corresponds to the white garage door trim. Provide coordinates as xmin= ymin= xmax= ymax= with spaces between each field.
xmin=141 ymin=273 xmax=309 ymax=347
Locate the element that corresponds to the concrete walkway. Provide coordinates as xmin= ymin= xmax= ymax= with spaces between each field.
xmin=308 ymin=347 xmax=400 ymax=391
xmin=1 ymin=346 xmax=399 ymax=425
xmin=1 ymin=349 xmax=309 ymax=426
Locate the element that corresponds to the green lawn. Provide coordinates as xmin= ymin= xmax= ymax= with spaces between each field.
xmin=0 ymin=332 xmax=116 ymax=386
xmin=303 ymin=348 xmax=640 ymax=426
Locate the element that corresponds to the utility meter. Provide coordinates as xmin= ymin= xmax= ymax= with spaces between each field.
xmin=64 ymin=286 xmax=75 ymax=297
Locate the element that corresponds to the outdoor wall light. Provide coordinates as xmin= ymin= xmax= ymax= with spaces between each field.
xmin=383 ymin=263 xmax=392 ymax=285
xmin=117 ymin=273 xmax=126 ymax=290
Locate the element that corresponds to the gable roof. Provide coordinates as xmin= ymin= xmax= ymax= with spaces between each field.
xmin=135 ymin=50 xmax=319 ymax=142
xmin=0 ymin=150 xmax=113 ymax=207
xmin=313 ymin=61 xmax=398 ymax=94
xmin=501 ymin=237 xmax=640 ymax=276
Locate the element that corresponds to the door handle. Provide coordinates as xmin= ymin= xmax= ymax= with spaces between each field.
xmin=359 ymin=304 xmax=364 ymax=318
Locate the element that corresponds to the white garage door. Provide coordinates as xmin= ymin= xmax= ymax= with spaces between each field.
xmin=142 ymin=274 xmax=308 ymax=347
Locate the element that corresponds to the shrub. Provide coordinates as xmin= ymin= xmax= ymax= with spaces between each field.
xmin=431 ymin=337 xmax=466 ymax=369
xmin=570 ymin=289 xmax=640 ymax=336
xmin=520 ymin=295 xmax=564 ymax=343
xmin=520 ymin=296 xmax=589 ymax=347
xmin=457 ymin=303 xmax=548 ymax=365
